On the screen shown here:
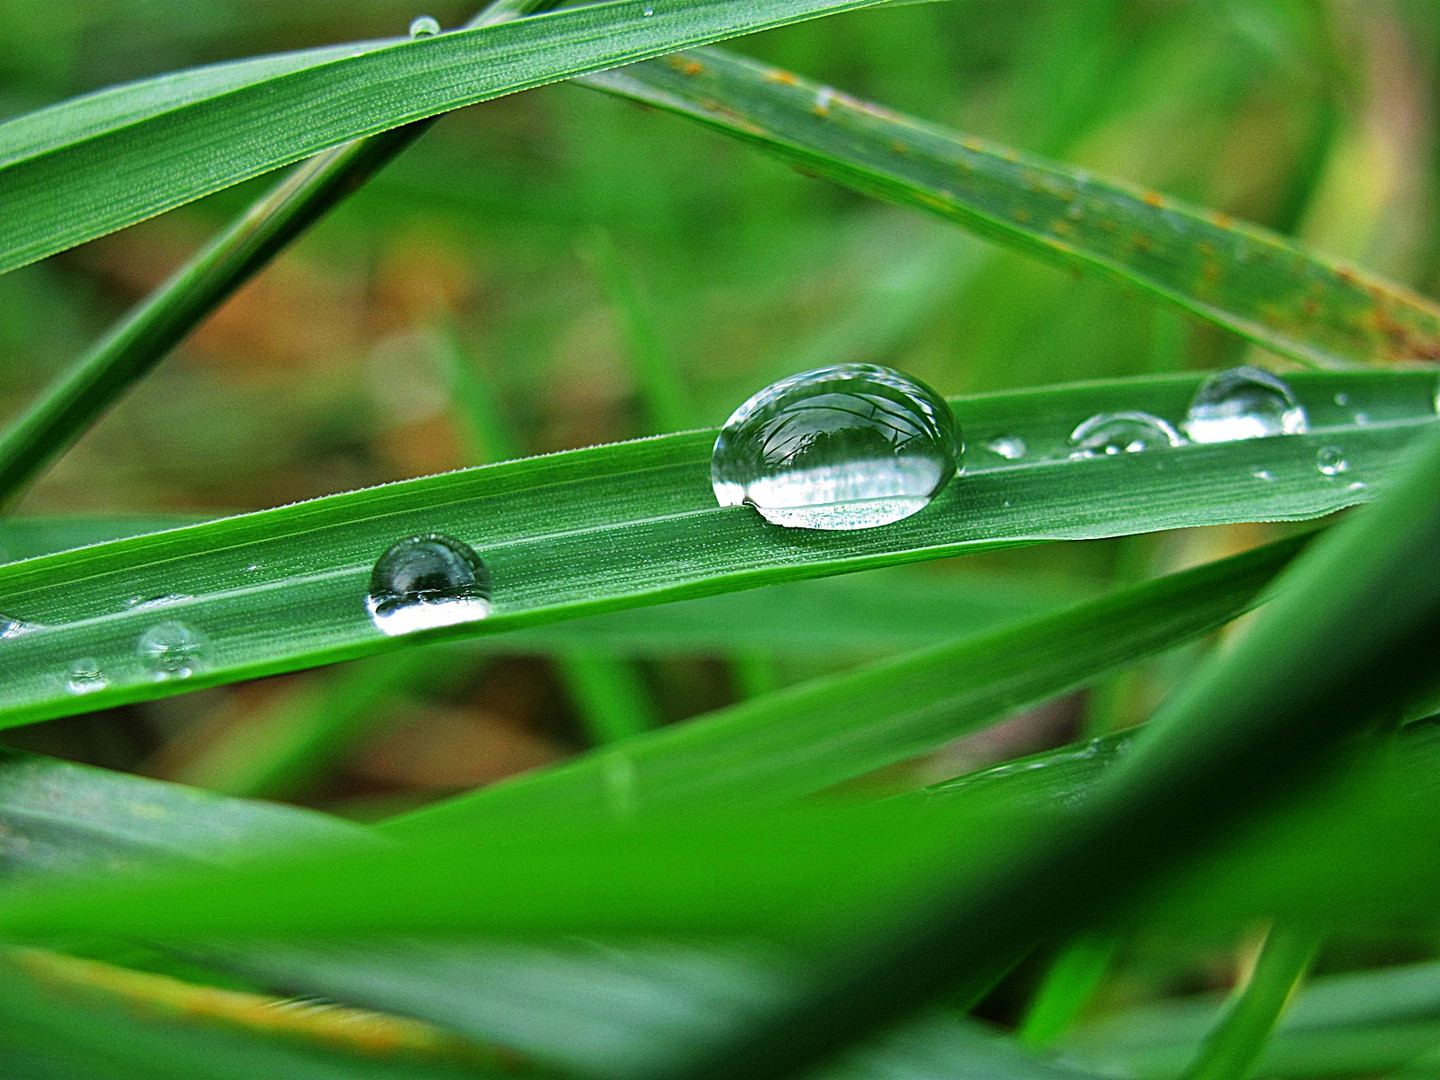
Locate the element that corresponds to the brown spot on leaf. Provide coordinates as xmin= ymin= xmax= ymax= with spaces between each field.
xmin=765 ymin=68 xmax=799 ymax=85
xmin=1211 ymin=211 xmax=1234 ymax=229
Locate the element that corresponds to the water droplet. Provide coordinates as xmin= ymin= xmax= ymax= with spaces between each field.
xmin=1347 ymin=480 xmax=1367 ymax=492
xmin=1253 ymin=469 xmax=1274 ymax=481
xmin=1316 ymin=447 xmax=1349 ymax=476
xmin=0 ymin=614 xmax=32 ymax=638
xmin=138 ymin=621 xmax=206 ymax=679
xmin=408 ymin=15 xmax=441 ymax=36
xmin=1334 ymin=392 xmax=1350 ymax=407
xmin=1183 ymin=366 xmax=1306 ymax=442
xmin=66 ymin=658 xmax=106 ymax=695
xmin=367 ymin=534 xmax=492 ymax=636
xmin=126 ymin=593 xmax=190 ymax=610
xmin=1067 ymin=411 xmax=1182 ymax=457
xmin=984 ymin=435 xmax=1026 ymax=460
xmin=641 ymin=4 xmax=654 ymax=14
xmin=711 ymin=363 xmax=960 ymax=530
xmin=1354 ymin=412 xmax=1371 ymax=426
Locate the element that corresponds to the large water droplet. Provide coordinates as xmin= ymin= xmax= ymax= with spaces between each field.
xmin=66 ymin=658 xmax=106 ymax=695
xmin=711 ymin=363 xmax=960 ymax=530
xmin=1182 ymin=366 xmax=1307 ymax=442
xmin=367 ymin=534 xmax=492 ymax=636
xmin=409 ymin=15 xmax=441 ymax=36
xmin=984 ymin=435 xmax=1027 ymax=460
xmin=1316 ymin=446 xmax=1349 ymax=476
xmin=138 ymin=621 xmax=206 ymax=679
xmin=1068 ymin=411 xmax=1181 ymax=457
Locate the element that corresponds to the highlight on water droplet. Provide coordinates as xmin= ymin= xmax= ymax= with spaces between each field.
xmin=641 ymin=4 xmax=654 ymax=14
xmin=711 ymin=363 xmax=961 ymax=531
xmin=1182 ymin=366 xmax=1306 ymax=443
xmin=66 ymin=658 xmax=106 ymax=695
xmin=1 ymin=614 xmax=32 ymax=639
xmin=138 ymin=621 xmax=207 ymax=679
xmin=1067 ymin=411 xmax=1182 ymax=457
xmin=409 ymin=14 xmax=441 ymax=36
xmin=1316 ymin=446 xmax=1349 ymax=477
xmin=1253 ymin=469 xmax=1275 ymax=481
xmin=126 ymin=593 xmax=191 ymax=611
xmin=984 ymin=435 xmax=1027 ymax=461
xmin=367 ymin=533 xmax=492 ymax=636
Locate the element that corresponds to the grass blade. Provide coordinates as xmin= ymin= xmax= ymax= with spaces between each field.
xmin=0 ymin=371 xmax=1429 ymax=728
xmin=0 ymin=0 xmax=886 ymax=276
xmin=582 ymin=48 xmax=1440 ymax=368
xmin=388 ymin=536 xmax=1300 ymax=830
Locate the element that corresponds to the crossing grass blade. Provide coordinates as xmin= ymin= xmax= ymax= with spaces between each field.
xmin=582 ymin=48 xmax=1440 ymax=368
xmin=0 ymin=370 xmax=1432 ymax=729
xmin=0 ymin=0 xmax=886 ymax=276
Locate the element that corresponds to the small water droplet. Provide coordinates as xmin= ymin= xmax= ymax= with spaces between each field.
xmin=408 ymin=15 xmax=441 ymax=36
xmin=1067 ymin=411 xmax=1182 ymax=457
xmin=66 ymin=658 xmax=106 ymax=695
xmin=1182 ymin=366 xmax=1307 ymax=442
xmin=1347 ymin=480 xmax=1367 ymax=492
xmin=1 ymin=614 xmax=31 ymax=638
xmin=1253 ymin=469 xmax=1274 ymax=481
xmin=126 ymin=593 xmax=190 ymax=611
xmin=367 ymin=534 xmax=492 ymax=636
xmin=1334 ymin=392 xmax=1350 ymax=407
xmin=984 ymin=435 xmax=1026 ymax=460
xmin=711 ymin=363 xmax=960 ymax=530
xmin=641 ymin=4 xmax=654 ymax=14
xmin=138 ymin=621 xmax=206 ymax=679
xmin=1354 ymin=411 xmax=1371 ymax=426
xmin=1316 ymin=446 xmax=1348 ymax=476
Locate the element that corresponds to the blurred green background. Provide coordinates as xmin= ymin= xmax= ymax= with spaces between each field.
xmin=0 ymin=0 xmax=1434 ymax=815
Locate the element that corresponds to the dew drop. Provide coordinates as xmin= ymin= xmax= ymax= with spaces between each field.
xmin=984 ymin=435 xmax=1027 ymax=460
xmin=1067 ymin=411 xmax=1182 ymax=457
xmin=126 ymin=593 xmax=190 ymax=610
xmin=408 ymin=15 xmax=441 ymax=36
xmin=1 ymin=614 xmax=31 ymax=639
xmin=1182 ymin=366 xmax=1306 ymax=442
xmin=1316 ymin=446 xmax=1349 ymax=476
xmin=641 ymin=4 xmax=654 ymax=14
xmin=1354 ymin=412 xmax=1371 ymax=426
xmin=138 ymin=621 xmax=207 ymax=679
xmin=1253 ymin=469 xmax=1274 ymax=481
xmin=1334 ymin=392 xmax=1350 ymax=407
xmin=711 ymin=363 xmax=960 ymax=530
xmin=66 ymin=658 xmax=106 ymax=695
xmin=367 ymin=534 xmax=492 ymax=636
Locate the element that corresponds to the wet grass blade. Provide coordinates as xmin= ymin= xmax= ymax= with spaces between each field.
xmin=582 ymin=48 xmax=1440 ymax=368
xmin=388 ymin=536 xmax=1300 ymax=831
xmin=0 ymin=371 xmax=1431 ymax=728
xmin=0 ymin=0 xmax=885 ymax=276
xmin=642 ymin=413 xmax=1440 ymax=1080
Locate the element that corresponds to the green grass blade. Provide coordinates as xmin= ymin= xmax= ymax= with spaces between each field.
xmin=582 ymin=48 xmax=1440 ymax=368
xmin=388 ymin=537 xmax=1300 ymax=831
xmin=0 ymin=947 xmax=519 ymax=1080
xmin=0 ymin=0 xmax=885 ymax=276
xmin=0 ymin=371 xmax=1429 ymax=728
xmin=641 ymin=413 xmax=1440 ymax=1080
xmin=1178 ymin=927 xmax=1319 ymax=1080
xmin=0 ymin=1 xmax=548 ymax=509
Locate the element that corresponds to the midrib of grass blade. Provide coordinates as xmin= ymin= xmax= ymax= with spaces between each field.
xmin=580 ymin=48 xmax=1440 ymax=369
xmin=0 ymin=1 xmax=546 ymax=510
xmin=0 ymin=0 xmax=888 ymax=276
xmin=0 ymin=371 xmax=1432 ymax=728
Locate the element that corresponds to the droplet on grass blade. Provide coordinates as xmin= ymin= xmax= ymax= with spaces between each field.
xmin=0 ymin=614 xmax=31 ymax=638
xmin=65 ymin=658 xmax=106 ymax=695
xmin=138 ymin=621 xmax=206 ymax=679
xmin=1183 ymin=366 xmax=1306 ymax=443
xmin=1067 ymin=411 xmax=1181 ymax=457
xmin=367 ymin=534 xmax=491 ymax=636
xmin=984 ymin=435 xmax=1027 ymax=460
xmin=408 ymin=15 xmax=441 ymax=37
xmin=1316 ymin=447 xmax=1349 ymax=477
xmin=711 ymin=363 xmax=960 ymax=530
